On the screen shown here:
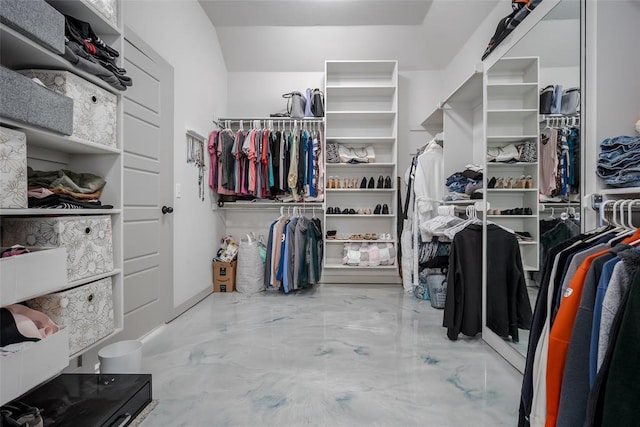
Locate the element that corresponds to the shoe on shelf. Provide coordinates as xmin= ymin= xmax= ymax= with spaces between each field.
xmin=349 ymin=208 xmax=356 ymax=214
xmin=377 ymin=175 xmax=384 ymax=189
xmin=326 ymin=230 xmax=337 ymax=239
xmin=334 ymin=207 xmax=341 ymax=214
xmin=384 ymin=176 xmax=392 ymax=189
xmin=371 ymin=233 xmax=378 ymax=240
xmin=524 ymin=207 xmax=533 ymax=215
xmin=352 ymin=177 xmax=359 ymax=189
xmin=525 ymin=175 xmax=533 ymax=189
xmin=382 ymin=204 xmax=389 ymax=214
xmin=360 ymin=177 xmax=367 ymax=189
xmin=513 ymin=175 xmax=527 ymax=189
xmin=504 ymin=177 xmax=514 ymax=189
xmin=495 ymin=177 xmax=505 ymax=189
xmin=357 ymin=208 xmax=365 ymax=215
xmin=488 ymin=177 xmax=497 ymax=189
xmin=374 ymin=204 xmax=382 ymax=214
xmin=365 ymin=208 xmax=372 ymax=215
xmin=368 ymin=177 xmax=375 ymax=189
xmin=327 ymin=207 xmax=334 ymax=214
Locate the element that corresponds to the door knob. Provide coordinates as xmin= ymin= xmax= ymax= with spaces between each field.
xmin=162 ymin=206 xmax=174 ymax=214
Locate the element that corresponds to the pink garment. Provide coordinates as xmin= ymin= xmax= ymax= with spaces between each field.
xmin=27 ymin=188 xmax=54 ymax=199
xmin=6 ymin=304 xmax=59 ymax=339
xmin=540 ymin=128 xmax=559 ymax=196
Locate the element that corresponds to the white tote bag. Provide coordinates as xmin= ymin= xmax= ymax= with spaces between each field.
xmin=236 ymin=234 xmax=265 ymax=294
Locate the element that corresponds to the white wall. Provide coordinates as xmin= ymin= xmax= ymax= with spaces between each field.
xmin=123 ymin=0 xmax=228 ymax=310
xmin=226 ymin=72 xmax=324 ymax=117
xmin=539 ymin=66 xmax=580 ymax=89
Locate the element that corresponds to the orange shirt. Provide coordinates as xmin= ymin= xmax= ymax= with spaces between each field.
xmin=546 ymin=229 xmax=640 ymax=426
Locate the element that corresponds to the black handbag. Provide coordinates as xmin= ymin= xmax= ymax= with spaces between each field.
xmin=311 ymin=88 xmax=324 ymax=117
xmin=539 ymin=85 xmax=555 ymax=114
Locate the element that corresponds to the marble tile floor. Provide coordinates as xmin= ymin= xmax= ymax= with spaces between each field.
xmin=139 ymin=284 xmax=523 ymax=427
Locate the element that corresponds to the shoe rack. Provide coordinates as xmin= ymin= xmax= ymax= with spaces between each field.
xmin=323 ymin=60 xmax=399 ymax=283
xmin=484 ymin=56 xmax=540 ymax=271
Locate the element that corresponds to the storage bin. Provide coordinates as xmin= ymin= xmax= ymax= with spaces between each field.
xmin=0 ymin=247 xmax=67 ymax=306
xmin=19 ymin=70 xmax=117 ymax=147
xmin=0 ymin=126 xmax=27 ymax=208
xmin=26 ymin=277 xmax=115 ymax=355
xmin=86 ymin=0 xmax=118 ymax=27
xmin=0 ymin=0 xmax=65 ymax=54
xmin=2 ymin=215 xmax=114 ymax=282
xmin=0 ymin=328 xmax=69 ymax=406
xmin=0 ymin=66 xmax=73 ymax=135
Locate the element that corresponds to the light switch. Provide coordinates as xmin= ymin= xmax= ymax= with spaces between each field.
xmin=176 ymin=183 xmax=182 ymax=198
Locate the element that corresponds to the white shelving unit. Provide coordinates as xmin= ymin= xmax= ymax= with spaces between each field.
xmin=485 ymin=57 xmax=540 ymax=271
xmin=0 ymin=0 xmax=124 ymax=405
xmin=323 ymin=60 xmax=399 ymax=283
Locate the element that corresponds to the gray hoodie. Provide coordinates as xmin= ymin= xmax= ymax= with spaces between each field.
xmin=598 ymin=248 xmax=640 ymax=369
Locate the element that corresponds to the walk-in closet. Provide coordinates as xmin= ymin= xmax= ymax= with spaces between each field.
xmin=1 ymin=0 xmax=638 ymax=425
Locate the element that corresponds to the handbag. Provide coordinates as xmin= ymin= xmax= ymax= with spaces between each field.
xmin=539 ymin=85 xmax=555 ymax=114
xmin=326 ymin=142 xmax=340 ymax=163
xmin=311 ymin=88 xmax=324 ymax=117
xmin=282 ymin=91 xmax=306 ymax=118
xmin=338 ymin=145 xmax=375 ymax=163
xmin=560 ymin=87 xmax=580 ymax=116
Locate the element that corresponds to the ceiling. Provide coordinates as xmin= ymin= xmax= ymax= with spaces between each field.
xmin=198 ymin=0 xmax=502 ymax=72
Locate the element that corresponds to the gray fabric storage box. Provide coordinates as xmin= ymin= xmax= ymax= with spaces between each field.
xmin=20 ymin=70 xmax=117 ymax=147
xmin=0 ymin=0 xmax=65 ymax=55
xmin=0 ymin=66 xmax=73 ymax=135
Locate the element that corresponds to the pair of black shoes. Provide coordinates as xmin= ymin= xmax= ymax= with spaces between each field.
xmin=501 ymin=207 xmax=532 ymax=215
xmin=360 ymin=176 xmax=393 ymax=189
xmin=373 ymin=204 xmax=389 ymax=215
xmin=327 ymin=207 xmax=357 ymax=215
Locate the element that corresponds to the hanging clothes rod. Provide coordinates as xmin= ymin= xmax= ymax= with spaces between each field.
xmin=217 ymin=117 xmax=324 ymax=123
xmin=186 ymin=129 xmax=206 ymax=142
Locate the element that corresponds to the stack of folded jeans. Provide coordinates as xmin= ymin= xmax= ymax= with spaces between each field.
xmin=596 ymin=136 xmax=640 ymax=188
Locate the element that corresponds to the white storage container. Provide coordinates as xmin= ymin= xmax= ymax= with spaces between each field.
xmin=0 ymin=126 xmax=28 ymax=208
xmin=26 ymin=277 xmax=114 ymax=355
xmin=0 ymin=247 xmax=67 ymax=306
xmin=0 ymin=328 xmax=69 ymax=406
xmin=86 ymin=0 xmax=118 ymax=27
xmin=2 ymin=215 xmax=114 ymax=282
xmin=19 ymin=69 xmax=117 ymax=147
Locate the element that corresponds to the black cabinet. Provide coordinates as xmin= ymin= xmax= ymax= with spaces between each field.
xmin=10 ymin=374 xmax=152 ymax=426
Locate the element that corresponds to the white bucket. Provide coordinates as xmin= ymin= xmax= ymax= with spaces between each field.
xmin=98 ymin=340 xmax=143 ymax=374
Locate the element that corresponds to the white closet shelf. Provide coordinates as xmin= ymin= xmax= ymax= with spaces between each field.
xmin=46 ymin=0 xmax=121 ymax=35
xmin=487 ymin=109 xmax=539 ymax=115
xmin=326 ymin=239 xmax=396 ymax=244
xmin=523 ymin=264 xmax=538 ymax=272
xmin=486 ymin=83 xmax=538 ymax=96
xmin=0 ymin=118 xmax=121 ymax=155
xmin=486 ymin=189 xmax=538 ymax=193
xmin=443 ymin=199 xmax=477 ymax=205
xmin=0 ymin=208 xmax=122 ymax=215
xmin=217 ymin=202 xmax=323 ymax=210
xmin=68 ymin=269 xmax=122 ymax=289
xmin=598 ymin=187 xmax=640 ymax=195
xmin=326 ymin=162 xmax=395 ymax=168
xmin=325 ymin=214 xmax=394 ymax=218
xmin=518 ymin=241 xmax=539 ymax=245
xmin=487 ymin=215 xmax=537 ymax=219
xmin=326 ymin=85 xmax=396 ymax=92
xmin=325 ymin=137 xmax=395 ymax=144
xmin=325 ymin=111 xmax=396 ymax=117
xmin=487 ymin=162 xmax=538 ymax=166
xmin=324 ymin=263 xmax=398 ymax=270
xmin=325 ymin=189 xmax=394 ymax=193
xmin=487 ymin=135 xmax=538 ymax=143
xmin=0 ymin=25 xmax=122 ymax=95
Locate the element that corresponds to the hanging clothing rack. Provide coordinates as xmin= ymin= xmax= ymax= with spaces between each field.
xmin=541 ymin=114 xmax=580 ymax=128
xmin=215 ymin=117 xmax=324 ymax=129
